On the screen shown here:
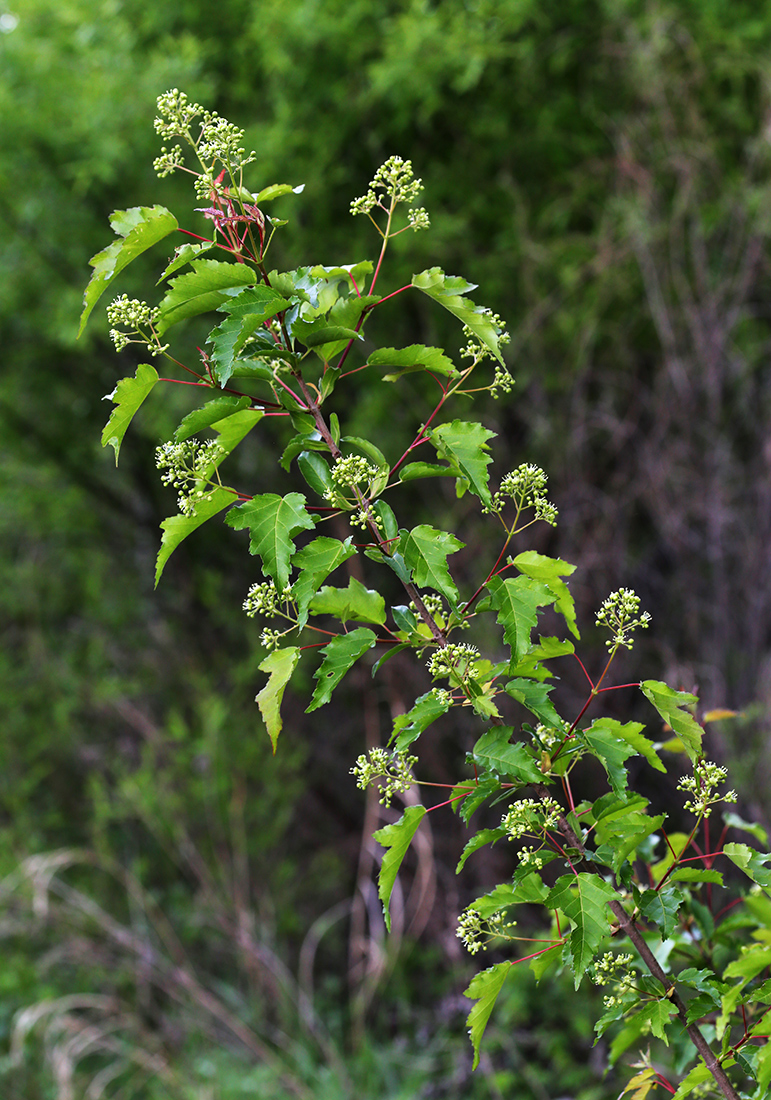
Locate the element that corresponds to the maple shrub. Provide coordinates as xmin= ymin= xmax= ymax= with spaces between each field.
xmin=80 ymin=90 xmax=771 ymax=1100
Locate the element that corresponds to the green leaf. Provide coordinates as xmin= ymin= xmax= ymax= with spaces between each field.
xmin=297 ymin=451 xmax=332 ymax=497
xmin=253 ymin=182 xmax=305 ymax=203
xmin=291 ymin=317 xmax=362 ymax=348
xmin=210 ymin=408 xmax=264 ymax=467
xmin=173 ymin=396 xmax=251 ymax=442
xmin=669 ymin=868 xmax=723 ymax=885
xmin=545 ymin=874 xmax=616 ymax=987
xmin=504 ymin=678 xmax=562 ymax=726
xmin=457 ymin=776 xmax=500 ymax=824
xmin=463 ymin=962 xmax=510 ymax=1070
xmin=638 ymin=886 xmax=683 ymax=938
xmin=512 ymin=551 xmax=579 ymax=639
xmin=208 ymin=286 xmax=291 ymax=386
xmin=79 ymin=205 xmax=178 ymax=336
xmin=156 ymin=259 xmax=257 ymax=335
xmin=309 ymin=577 xmax=386 ymax=625
xmin=582 ymin=721 xmax=638 ymax=796
xmin=472 ymin=727 xmax=544 ymax=786
xmin=391 ymin=690 xmax=451 ymax=751
xmin=593 ymin=798 xmax=665 ymax=873
xmin=671 ymin=1062 xmax=712 ymax=1099
xmin=368 ymin=344 xmax=458 ymax=381
xmin=256 ymin=647 xmax=301 ymax=753
xmin=430 ymin=420 xmax=496 ymax=506
xmin=640 ymin=681 xmax=703 ymax=762
xmin=724 ymin=943 xmax=771 ymax=982
xmin=101 ymin=364 xmax=159 ymax=464
xmin=306 ymin=628 xmax=377 ymax=711
xmin=398 ymin=462 xmax=457 ymax=482
xmin=372 ymin=805 xmax=426 ymax=932
xmin=592 ymin=717 xmax=665 ymax=775
xmin=291 ymin=536 xmax=357 ymax=629
xmin=412 ymin=267 xmax=504 ymax=364
xmin=155 ymin=486 xmax=234 ymax=587
xmin=456 ymin=828 xmax=506 ymax=873
xmin=226 ymin=493 xmax=315 ymax=590
xmin=486 ymin=574 xmax=556 ymax=663
xmin=630 ymin=999 xmax=679 ymax=1043
xmin=723 ymin=812 xmax=768 ymax=846
xmin=308 ymin=260 xmax=373 ymax=284
xmin=399 ymin=525 xmax=464 ymax=607
xmin=724 ymin=842 xmax=771 ymax=888
xmin=158 ymin=241 xmax=215 ymax=281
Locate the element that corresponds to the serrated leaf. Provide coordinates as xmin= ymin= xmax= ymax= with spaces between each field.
xmin=545 ymin=874 xmax=616 ymax=987
xmin=158 ymin=241 xmax=214 ymax=281
xmin=79 ymin=205 xmax=178 ymax=336
xmin=210 ymin=408 xmax=264 ymax=468
xmin=634 ymin=999 xmax=679 ymax=1042
xmin=463 ymin=962 xmax=510 ymax=1070
xmin=620 ymin=1068 xmax=657 ymax=1100
xmin=582 ymin=721 xmax=637 ymax=796
xmin=208 ymin=286 xmax=291 ymax=386
xmin=156 ymin=259 xmax=257 ymax=335
xmin=593 ymin=798 xmax=665 ymax=873
xmin=472 ymin=727 xmax=544 ymax=786
xmin=372 ymin=805 xmax=426 ymax=931
xmin=306 ymin=628 xmax=377 ymax=711
xmin=640 ymin=681 xmax=703 ymax=762
xmin=226 ymin=493 xmax=315 ymax=590
xmin=591 ymin=717 xmax=665 ymax=775
xmin=256 ymin=647 xmax=300 ymax=753
xmin=723 ymin=812 xmax=768 ymax=846
xmin=512 ymin=551 xmax=579 ymax=639
xmin=398 ymin=462 xmax=457 ymax=482
xmin=429 ymin=420 xmax=496 ymax=506
xmin=412 ymin=267 xmax=504 ymax=364
xmin=155 ymin=486 xmax=235 ymax=586
xmin=486 ymin=574 xmax=556 ymax=663
xmin=671 ymin=1062 xmax=712 ymax=1099
xmin=309 ymin=577 xmax=386 ymax=625
xmin=173 ymin=396 xmax=251 ymax=442
xmin=457 ymin=776 xmax=500 ymax=823
xmin=368 ymin=344 xmax=458 ymax=381
xmin=309 ymin=260 xmax=373 ymax=283
xmin=724 ymin=843 xmax=771 ymax=888
xmin=724 ymin=943 xmax=771 ymax=982
xmin=290 ymin=536 xmax=357 ymax=629
xmin=101 ymin=364 xmax=159 ymax=464
xmin=399 ymin=525 xmax=464 ymax=607
xmin=638 ymin=886 xmax=683 ymax=938
xmin=456 ymin=828 xmax=506 ymax=873
xmin=504 ymin=678 xmax=562 ymax=726
xmin=669 ymin=868 xmax=723 ymax=885
xmin=291 ymin=316 xmax=362 ymax=348
xmin=391 ymin=690 xmax=451 ymax=751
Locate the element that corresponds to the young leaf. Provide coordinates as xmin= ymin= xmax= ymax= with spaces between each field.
xmin=79 ymin=205 xmax=178 ymax=336
xmin=309 ymin=577 xmax=386 ymax=625
xmin=429 ymin=420 xmax=496 ymax=506
xmin=640 ymin=681 xmax=703 ymax=762
xmin=463 ymin=962 xmax=510 ymax=1070
xmin=486 ymin=574 xmax=556 ymax=663
xmin=372 ymin=804 xmax=426 ymax=931
xmin=208 ymin=285 xmax=291 ymax=386
xmin=291 ymin=536 xmax=357 ymax=629
xmin=472 ymin=727 xmax=544 ymax=786
xmin=173 ymin=396 xmax=251 ymax=442
xmin=368 ymin=344 xmax=458 ymax=381
xmin=512 ymin=551 xmax=580 ymax=639
xmin=156 ymin=259 xmax=257 ymax=335
xmin=157 ymin=241 xmax=214 ymax=281
xmin=256 ymin=647 xmax=301 ymax=753
xmin=226 ymin=493 xmax=316 ymax=591
xmin=155 ymin=486 xmax=235 ymax=586
xmin=101 ymin=363 xmax=159 ymax=464
xmin=391 ymin=690 xmax=451 ymax=751
xmin=399 ymin=525 xmax=464 ymax=607
xmin=253 ymin=182 xmax=306 ymax=203
xmin=545 ymin=873 xmax=616 ymax=987
xmin=306 ymin=628 xmax=377 ymax=711
xmin=724 ymin=843 xmax=771 ymax=888
xmin=411 ymin=268 xmax=504 ymax=364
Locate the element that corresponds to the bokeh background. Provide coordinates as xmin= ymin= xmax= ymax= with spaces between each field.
xmin=2 ymin=1 xmax=771 ymax=1096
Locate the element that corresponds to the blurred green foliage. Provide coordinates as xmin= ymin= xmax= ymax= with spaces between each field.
xmin=2 ymin=0 xmax=771 ymax=1095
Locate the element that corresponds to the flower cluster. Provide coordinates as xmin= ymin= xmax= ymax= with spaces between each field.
xmin=153 ymin=89 xmax=256 ymax=184
xmin=678 ymin=759 xmax=737 ymax=819
xmin=591 ymin=951 xmax=634 ymax=987
xmin=155 ymin=439 xmax=226 ymax=515
xmin=325 ymin=454 xmax=381 ymax=511
xmin=350 ymin=156 xmax=428 ymax=231
xmin=486 ymin=463 xmax=558 ymax=526
xmin=489 ymin=363 xmax=516 ymax=400
xmin=106 ymin=296 xmax=167 ymax=357
xmin=595 ymin=589 xmax=651 ymax=651
xmin=590 ymin=952 xmax=637 ymax=1011
xmin=426 ymin=643 xmax=481 ymax=686
xmin=243 ymin=581 xmax=293 ymax=619
xmin=350 ymin=748 xmax=418 ymax=808
xmin=456 ymin=907 xmax=517 ymax=955
xmin=533 ymin=721 xmax=569 ymax=753
xmin=154 ymin=89 xmax=202 ymax=139
xmin=501 ymin=796 xmax=562 ymax=842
